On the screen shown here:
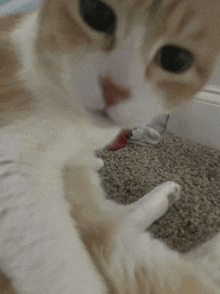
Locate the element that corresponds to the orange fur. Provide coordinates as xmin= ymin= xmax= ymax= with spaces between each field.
xmin=36 ymin=0 xmax=92 ymax=52
xmin=157 ymin=80 xmax=200 ymax=108
xmin=0 ymin=272 xmax=15 ymax=294
xmin=144 ymin=0 xmax=220 ymax=109
xmin=0 ymin=12 xmax=27 ymax=32
xmin=0 ymin=0 xmax=220 ymax=293
xmin=0 ymin=13 xmax=33 ymax=126
xmin=64 ymin=167 xmax=220 ymax=294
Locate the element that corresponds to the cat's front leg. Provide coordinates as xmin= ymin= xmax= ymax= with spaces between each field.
xmin=0 ymin=146 xmax=107 ymax=294
xmin=184 ymin=231 xmax=220 ymax=287
xmin=125 ymin=181 xmax=181 ymax=230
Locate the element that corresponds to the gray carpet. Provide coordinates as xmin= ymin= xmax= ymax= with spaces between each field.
xmin=97 ymin=132 xmax=220 ymax=253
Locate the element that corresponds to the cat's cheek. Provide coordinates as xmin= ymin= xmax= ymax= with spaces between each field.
xmin=65 ymin=72 xmax=105 ymax=110
xmin=78 ymin=88 xmax=106 ymax=110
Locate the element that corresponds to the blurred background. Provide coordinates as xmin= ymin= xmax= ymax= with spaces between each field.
xmin=0 ymin=0 xmax=39 ymax=14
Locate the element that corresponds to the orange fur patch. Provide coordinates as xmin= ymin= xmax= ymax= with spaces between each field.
xmin=36 ymin=0 xmax=92 ymax=54
xmin=0 ymin=12 xmax=27 ymax=32
xmin=0 ymin=13 xmax=33 ymax=126
xmin=0 ymin=271 xmax=15 ymax=294
xmin=157 ymin=80 xmax=199 ymax=108
xmin=0 ymin=0 xmax=220 ymax=293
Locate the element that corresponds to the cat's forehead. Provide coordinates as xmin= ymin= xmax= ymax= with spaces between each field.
xmin=153 ymin=0 xmax=220 ymax=43
xmin=105 ymin=0 xmax=219 ymax=10
xmin=103 ymin=0 xmax=220 ymax=31
xmin=38 ymin=0 xmax=220 ymax=57
xmin=106 ymin=0 xmax=220 ymax=21
xmin=104 ymin=0 xmax=220 ymax=37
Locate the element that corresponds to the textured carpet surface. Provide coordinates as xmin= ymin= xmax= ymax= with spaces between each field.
xmin=97 ymin=132 xmax=220 ymax=253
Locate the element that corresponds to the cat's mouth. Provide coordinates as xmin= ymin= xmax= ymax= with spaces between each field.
xmin=89 ymin=77 xmax=131 ymax=127
xmin=100 ymin=77 xmax=130 ymax=107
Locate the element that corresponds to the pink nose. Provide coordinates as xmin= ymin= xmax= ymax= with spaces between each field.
xmin=100 ymin=77 xmax=130 ymax=107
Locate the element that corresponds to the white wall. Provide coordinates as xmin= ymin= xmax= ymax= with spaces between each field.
xmin=205 ymin=58 xmax=220 ymax=93
xmin=167 ymin=92 xmax=220 ymax=151
xmin=0 ymin=0 xmax=40 ymax=14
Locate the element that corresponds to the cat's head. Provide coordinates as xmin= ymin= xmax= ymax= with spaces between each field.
xmin=37 ymin=0 xmax=220 ymax=128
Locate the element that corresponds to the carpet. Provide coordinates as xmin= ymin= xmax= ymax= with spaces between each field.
xmin=97 ymin=132 xmax=220 ymax=253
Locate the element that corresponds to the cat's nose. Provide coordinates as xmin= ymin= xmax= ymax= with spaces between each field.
xmin=100 ymin=77 xmax=130 ymax=107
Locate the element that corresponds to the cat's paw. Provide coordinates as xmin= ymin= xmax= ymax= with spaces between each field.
xmin=165 ymin=181 xmax=181 ymax=206
xmin=135 ymin=181 xmax=180 ymax=208
xmin=95 ymin=158 xmax=104 ymax=171
xmin=149 ymin=181 xmax=180 ymax=220
xmin=152 ymin=181 xmax=181 ymax=213
xmin=128 ymin=181 xmax=181 ymax=229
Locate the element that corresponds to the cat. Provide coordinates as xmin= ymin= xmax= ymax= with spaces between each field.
xmin=0 ymin=0 xmax=220 ymax=293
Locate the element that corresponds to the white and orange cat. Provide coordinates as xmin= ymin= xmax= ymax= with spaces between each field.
xmin=0 ymin=0 xmax=220 ymax=293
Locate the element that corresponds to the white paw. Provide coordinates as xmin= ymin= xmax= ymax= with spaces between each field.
xmin=128 ymin=181 xmax=181 ymax=229
xmin=163 ymin=181 xmax=181 ymax=206
xmin=95 ymin=158 xmax=104 ymax=171
xmin=135 ymin=181 xmax=180 ymax=208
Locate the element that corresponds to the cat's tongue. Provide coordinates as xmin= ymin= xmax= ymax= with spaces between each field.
xmin=101 ymin=78 xmax=130 ymax=107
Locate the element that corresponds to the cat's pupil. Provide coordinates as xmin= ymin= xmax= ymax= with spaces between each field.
xmin=155 ymin=45 xmax=194 ymax=73
xmin=80 ymin=0 xmax=116 ymax=34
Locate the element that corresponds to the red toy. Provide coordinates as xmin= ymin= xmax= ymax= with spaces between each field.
xmin=108 ymin=129 xmax=131 ymax=150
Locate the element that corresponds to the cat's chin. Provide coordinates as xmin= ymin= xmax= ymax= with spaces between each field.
xmin=88 ymin=109 xmax=122 ymax=128
xmin=89 ymin=110 xmax=119 ymax=126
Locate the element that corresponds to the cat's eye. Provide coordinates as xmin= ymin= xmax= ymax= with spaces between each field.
xmin=155 ymin=45 xmax=194 ymax=74
xmin=80 ymin=0 xmax=116 ymax=34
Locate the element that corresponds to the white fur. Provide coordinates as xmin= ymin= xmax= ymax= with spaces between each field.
xmin=0 ymin=6 xmax=220 ymax=294
xmin=0 ymin=138 xmax=107 ymax=294
xmin=185 ymin=233 xmax=220 ymax=287
xmin=66 ymin=30 xmax=166 ymax=127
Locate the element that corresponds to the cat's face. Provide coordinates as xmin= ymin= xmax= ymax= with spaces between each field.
xmin=37 ymin=0 xmax=220 ymax=127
